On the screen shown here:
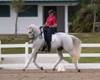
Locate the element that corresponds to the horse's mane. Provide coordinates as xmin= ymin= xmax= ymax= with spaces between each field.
xmin=29 ymin=24 xmax=40 ymax=33
xmin=29 ymin=24 xmax=38 ymax=28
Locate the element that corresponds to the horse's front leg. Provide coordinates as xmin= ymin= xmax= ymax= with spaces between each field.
xmin=33 ymin=53 xmax=44 ymax=70
xmin=23 ymin=49 xmax=36 ymax=71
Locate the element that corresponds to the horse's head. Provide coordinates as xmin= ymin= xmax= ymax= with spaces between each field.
xmin=27 ymin=24 xmax=36 ymax=39
xmin=27 ymin=24 xmax=40 ymax=43
xmin=27 ymin=24 xmax=36 ymax=43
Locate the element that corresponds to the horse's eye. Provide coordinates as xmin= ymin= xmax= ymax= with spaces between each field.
xmin=29 ymin=27 xmax=32 ymax=29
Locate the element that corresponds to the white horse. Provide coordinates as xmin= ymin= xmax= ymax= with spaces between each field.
xmin=23 ymin=24 xmax=81 ymax=72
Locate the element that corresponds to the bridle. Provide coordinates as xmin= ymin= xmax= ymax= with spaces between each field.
xmin=29 ymin=27 xmax=43 ymax=41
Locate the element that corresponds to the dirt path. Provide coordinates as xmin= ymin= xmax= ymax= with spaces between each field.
xmin=0 ymin=69 xmax=100 ymax=80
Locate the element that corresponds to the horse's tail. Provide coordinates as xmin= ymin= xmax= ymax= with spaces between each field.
xmin=71 ymin=35 xmax=81 ymax=63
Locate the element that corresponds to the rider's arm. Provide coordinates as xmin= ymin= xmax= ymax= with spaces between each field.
xmin=50 ymin=23 xmax=57 ymax=28
xmin=42 ymin=22 xmax=47 ymax=27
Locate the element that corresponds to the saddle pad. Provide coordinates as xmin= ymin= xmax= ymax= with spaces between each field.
xmin=52 ymin=35 xmax=57 ymax=42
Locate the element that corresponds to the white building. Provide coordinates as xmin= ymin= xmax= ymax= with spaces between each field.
xmin=0 ymin=0 xmax=78 ymax=34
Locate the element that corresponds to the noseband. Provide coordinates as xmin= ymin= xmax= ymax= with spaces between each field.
xmin=29 ymin=32 xmax=35 ymax=40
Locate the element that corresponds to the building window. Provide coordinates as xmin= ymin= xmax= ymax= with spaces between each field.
xmin=0 ymin=5 xmax=10 ymax=17
xmin=19 ymin=5 xmax=38 ymax=17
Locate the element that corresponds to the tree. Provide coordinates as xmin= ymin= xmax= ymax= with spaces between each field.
xmin=90 ymin=0 xmax=100 ymax=33
xmin=73 ymin=6 xmax=93 ymax=32
xmin=11 ymin=0 xmax=25 ymax=36
xmin=73 ymin=0 xmax=100 ymax=33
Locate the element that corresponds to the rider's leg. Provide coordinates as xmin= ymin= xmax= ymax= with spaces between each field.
xmin=47 ymin=28 xmax=52 ymax=52
xmin=43 ymin=27 xmax=48 ymax=41
xmin=42 ymin=27 xmax=48 ymax=51
xmin=47 ymin=28 xmax=56 ymax=52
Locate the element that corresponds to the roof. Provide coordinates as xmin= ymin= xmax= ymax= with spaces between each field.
xmin=0 ymin=0 xmax=79 ymax=5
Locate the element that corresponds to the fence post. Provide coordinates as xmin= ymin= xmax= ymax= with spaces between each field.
xmin=25 ymin=42 xmax=29 ymax=66
xmin=0 ymin=41 xmax=1 ymax=63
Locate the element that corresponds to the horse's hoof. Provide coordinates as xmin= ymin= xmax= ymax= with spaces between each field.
xmin=53 ymin=68 xmax=56 ymax=71
xmin=78 ymin=69 xmax=81 ymax=72
xmin=22 ymin=69 xmax=26 ymax=71
xmin=40 ymin=66 xmax=44 ymax=70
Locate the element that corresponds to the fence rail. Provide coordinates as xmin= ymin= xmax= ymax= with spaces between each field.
xmin=0 ymin=41 xmax=100 ymax=69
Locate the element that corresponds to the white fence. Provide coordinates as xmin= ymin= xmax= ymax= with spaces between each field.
xmin=0 ymin=41 xmax=100 ymax=69
xmin=0 ymin=41 xmax=31 ymax=65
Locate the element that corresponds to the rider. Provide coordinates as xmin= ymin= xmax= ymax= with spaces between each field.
xmin=41 ymin=9 xmax=57 ymax=52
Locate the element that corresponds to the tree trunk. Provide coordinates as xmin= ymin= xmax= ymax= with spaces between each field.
xmin=15 ymin=13 xmax=18 ymax=37
xmin=93 ymin=10 xmax=96 ymax=33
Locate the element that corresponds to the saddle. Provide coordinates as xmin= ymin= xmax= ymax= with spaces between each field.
xmin=41 ymin=34 xmax=57 ymax=52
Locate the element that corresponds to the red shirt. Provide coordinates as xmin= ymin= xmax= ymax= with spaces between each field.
xmin=46 ymin=15 xmax=57 ymax=27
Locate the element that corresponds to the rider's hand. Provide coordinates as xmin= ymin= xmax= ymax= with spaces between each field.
xmin=39 ymin=26 xmax=43 ymax=29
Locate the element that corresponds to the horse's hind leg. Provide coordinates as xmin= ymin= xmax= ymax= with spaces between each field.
xmin=53 ymin=48 xmax=63 ymax=71
xmin=68 ymin=51 xmax=81 ymax=72
xmin=74 ymin=61 xmax=81 ymax=72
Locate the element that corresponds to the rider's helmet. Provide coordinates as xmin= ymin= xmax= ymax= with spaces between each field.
xmin=48 ymin=9 xmax=55 ymax=15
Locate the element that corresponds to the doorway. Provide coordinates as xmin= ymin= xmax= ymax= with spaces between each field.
xmin=43 ymin=6 xmax=65 ymax=32
xmin=43 ymin=6 xmax=57 ymax=23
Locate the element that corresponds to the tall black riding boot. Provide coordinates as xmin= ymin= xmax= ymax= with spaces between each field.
xmin=47 ymin=40 xmax=51 ymax=52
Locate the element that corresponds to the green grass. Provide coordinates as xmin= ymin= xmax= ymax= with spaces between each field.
xmin=64 ymin=57 xmax=100 ymax=63
xmin=0 ymin=34 xmax=28 ymax=44
xmin=2 ymin=48 xmax=25 ymax=54
xmin=73 ymin=33 xmax=100 ymax=43
xmin=1 ymin=48 xmax=33 ymax=54
xmin=82 ymin=47 xmax=100 ymax=53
